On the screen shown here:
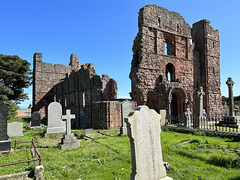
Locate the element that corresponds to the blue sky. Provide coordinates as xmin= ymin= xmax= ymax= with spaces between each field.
xmin=1 ymin=0 xmax=240 ymax=109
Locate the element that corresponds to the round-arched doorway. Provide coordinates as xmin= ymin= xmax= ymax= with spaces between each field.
xmin=169 ymin=88 xmax=187 ymax=116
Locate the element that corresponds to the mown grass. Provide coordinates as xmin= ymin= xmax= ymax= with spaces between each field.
xmin=0 ymin=119 xmax=240 ymax=179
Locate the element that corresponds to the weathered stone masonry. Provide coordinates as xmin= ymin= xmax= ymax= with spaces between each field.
xmin=130 ymin=5 xmax=222 ymax=116
xmin=32 ymin=53 xmax=121 ymax=129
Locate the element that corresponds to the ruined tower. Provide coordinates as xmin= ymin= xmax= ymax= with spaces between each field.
xmin=130 ymin=5 xmax=222 ymax=116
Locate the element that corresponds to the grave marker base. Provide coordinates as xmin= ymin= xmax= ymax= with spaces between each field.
xmin=0 ymin=140 xmax=11 ymax=151
xmin=58 ymin=134 xmax=80 ymax=150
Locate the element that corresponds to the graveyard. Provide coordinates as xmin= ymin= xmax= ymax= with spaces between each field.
xmin=0 ymin=117 xmax=240 ymax=179
xmin=1 ymin=2 xmax=240 ymax=180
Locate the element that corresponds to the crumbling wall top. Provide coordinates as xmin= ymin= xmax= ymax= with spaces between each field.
xmin=139 ymin=4 xmax=191 ymax=37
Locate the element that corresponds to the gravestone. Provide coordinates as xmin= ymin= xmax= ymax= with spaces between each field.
xmin=125 ymin=105 xmax=172 ymax=180
xmin=184 ymin=104 xmax=192 ymax=128
xmin=31 ymin=111 xmax=41 ymax=128
xmin=226 ymin=77 xmax=235 ymax=116
xmin=85 ymin=128 xmax=93 ymax=134
xmin=120 ymin=101 xmax=133 ymax=135
xmin=58 ymin=109 xmax=80 ymax=150
xmin=7 ymin=122 xmax=24 ymax=137
xmin=194 ymin=86 xmax=207 ymax=128
xmin=218 ymin=78 xmax=240 ymax=127
xmin=46 ymin=102 xmax=66 ymax=136
xmin=0 ymin=101 xmax=11 ymax=152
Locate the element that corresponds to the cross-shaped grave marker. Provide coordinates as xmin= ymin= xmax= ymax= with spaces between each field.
xmin=226 ymin=77 xmax=235 ymax=116
xmin=62 ymin=109 xmax=75 ymax=135
xmin=197 ymin=86 xmax=205 ymax=116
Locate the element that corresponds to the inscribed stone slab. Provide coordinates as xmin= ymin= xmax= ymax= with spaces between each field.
xmin=31 ymin=111 xmax=41 ymax=126
xmin=120 ymin=101 xmax=133 ymax=134
xmin=125 ymin=105 xmax=172 ymax=180
xmin=47 ymin=102 xmax=66 ymax=134
xmin=7 ymin=122 xmax=24 ymax=137
xmin=85 ymin=128 xmax=93 ymax=134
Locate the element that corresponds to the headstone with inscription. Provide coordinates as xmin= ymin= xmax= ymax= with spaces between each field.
xmin=125 ymin=105 xmax=172 ymax=180
xmin=120 ymin=101 xmax=134 ymax=135
xmin=7 ymin=122 xmax=24 ymax=137
xmin=31 ymin=111 xmax=41 ymax=127
xmin=0 ymin=101 xmax=11 ymax=152
xmin=46 ymin=102 xmax=66 ymax=136
xmin=58 ymin=109 xmax=80 ymax=150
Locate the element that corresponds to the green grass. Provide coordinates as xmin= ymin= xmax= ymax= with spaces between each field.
xmin=1 ymin=119 xmax=240 ymax=179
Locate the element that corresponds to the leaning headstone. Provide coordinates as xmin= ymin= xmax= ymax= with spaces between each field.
xmin=30 ymin=111 xmax=41 ymax=129
xmin=125 ymin=105 xmax=172 ymax=180
xmin=7 ymin=122 xmax=24 ymax=137
xmin=120 ymin=101 xmax=133 ymax=135
xmin=58 ymin=109 xmax=80 ymax=150
xmin=0 ymin=101 xmax=11 ymax=152
xmin=46 ymin=102 xmax=66 ymax=136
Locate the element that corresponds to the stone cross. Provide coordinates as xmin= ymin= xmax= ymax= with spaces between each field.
xmin=226 ymin=77 xmax=235 ymax=116
xmin=184 ymin=103 xmax=192 ymax=128
xmin=197 ymin=86 xmax=205 ymax=116
xmin=62 ymin=109 xmax=75 ymax=135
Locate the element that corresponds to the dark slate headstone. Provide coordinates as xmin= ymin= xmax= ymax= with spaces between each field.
xmin=31 ymin=111 xmax=41 ymax=126
xmin=0 ymin=101 xmax=11 ymax=151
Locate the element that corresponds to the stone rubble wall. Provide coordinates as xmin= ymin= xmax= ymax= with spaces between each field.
xmin=32 ymin=53 xmax=118 ymax=129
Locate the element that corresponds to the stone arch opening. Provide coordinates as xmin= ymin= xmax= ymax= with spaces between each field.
xmin=166 ymin=63 xmax=175 ymax=82
xmin=169 ymin=88 xmax=187 ymax=116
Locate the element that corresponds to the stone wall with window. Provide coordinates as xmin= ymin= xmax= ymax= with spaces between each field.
xmin=130 ymin=5 xmax=222 ymax=116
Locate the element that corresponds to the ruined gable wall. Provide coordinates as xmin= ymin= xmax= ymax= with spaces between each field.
xmin=32 ymin=53 xmax=73 ymax=117
xmin=192 ymin=20 xmax=222 ymax=115
xmin=130 ymin=5 xmax=194 ymax=112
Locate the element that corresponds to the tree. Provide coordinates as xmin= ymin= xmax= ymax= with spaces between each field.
xmin=0 ymin=54 xmax=32 ymax=102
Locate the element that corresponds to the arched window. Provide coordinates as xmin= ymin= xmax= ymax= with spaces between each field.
xmin=166 ymin=63 xmax=175 ymax=82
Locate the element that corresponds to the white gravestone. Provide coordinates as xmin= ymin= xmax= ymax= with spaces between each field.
xmin=120 ymin=101 xmax=134 ymax=135
xmin=58 ymin=109 xmax=80 ymax=150
xmin=7 ymin=122 xmax=24 ymax=137
xmin=125 ymin=105 xmax=172 ymax=180
xmin=46 ymin=102 xmax=66 ymax=135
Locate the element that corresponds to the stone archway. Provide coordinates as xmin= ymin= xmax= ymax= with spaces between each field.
xmin=168 ymin=88 xmax=187 ymax=116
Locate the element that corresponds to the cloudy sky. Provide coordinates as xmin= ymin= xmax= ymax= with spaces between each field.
xmin=1 ymin=0 xmax=240 ymax=109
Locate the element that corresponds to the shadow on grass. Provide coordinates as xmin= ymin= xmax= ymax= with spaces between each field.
xmin=229 ymin=176 xmax=240 ymax=180
xmin=225 ymin=137 xmax=240 ymax=143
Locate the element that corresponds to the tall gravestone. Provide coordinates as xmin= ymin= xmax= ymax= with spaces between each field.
xmin=0 ymin=101 xmax=11 ymax=152
xmin=58 ymin=109 xmax=80 ymax=150
xmin=46 ymin=102 xmax=66 ymax=136
xmin=125 ymin=105 xmax=172 ymax=180
xmin=31 ymin=111 xmax=41 ymax=128
xmin=120 ymin=101 xmax=134 ymax=135
xmin=184 ymin=103 xmax=192 ymax=128
xmin=194 ymin=86 xmax=207 ymax=128
xmin=219 ymin=78 xmax=240 ymax=127
xmin=226 ymin=77 xmax=235 ymax=116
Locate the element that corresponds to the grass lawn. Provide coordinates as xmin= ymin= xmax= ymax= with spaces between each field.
xmin=0 ymin=119 xmax=240 ymax=180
